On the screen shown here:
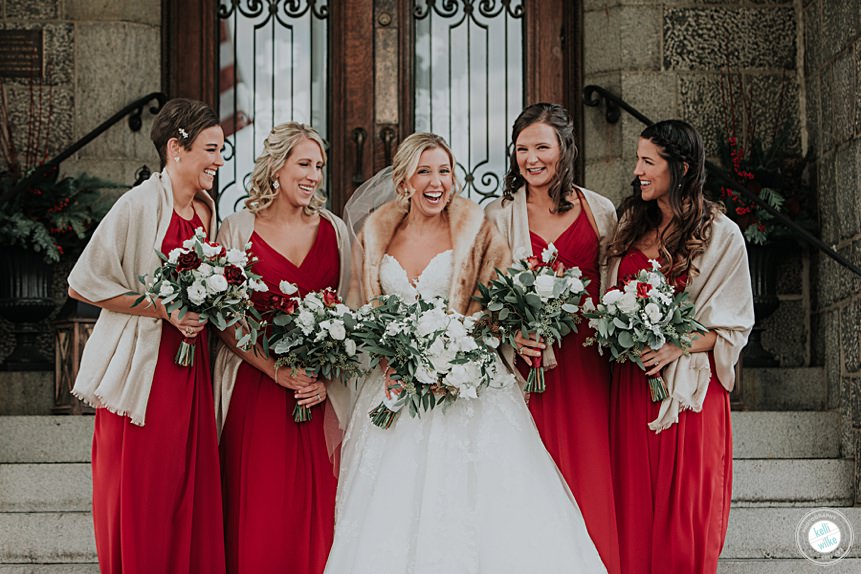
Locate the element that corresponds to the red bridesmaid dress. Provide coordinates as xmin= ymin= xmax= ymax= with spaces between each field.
xmin=523 ymin=205 xmax=621 ymax=573
xmin=610 ymin=248 xmax=733 ymax=574
xmin=220 ymin=218 xmax=340 ymax=574
xmin=91 ymin=210 xmax=226 ymax=574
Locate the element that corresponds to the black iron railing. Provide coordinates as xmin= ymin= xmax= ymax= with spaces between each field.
xmin=583 ymin=84 xmax=861 ymax=279
xmin=2 ymin=92 xmax=166 ymax=203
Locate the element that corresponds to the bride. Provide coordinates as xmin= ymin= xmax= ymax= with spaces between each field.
xmin=325 ymin=133 xmax=607 ymax=574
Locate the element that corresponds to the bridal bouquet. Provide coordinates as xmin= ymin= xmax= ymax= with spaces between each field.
xmin=354 ymin=294 xmax=506 ymax=429
xmin=133 ymin=226 xmax=266 ymax=366
xmin=584 ymin=260 xmax=706 ymax=402
xmin=475 ymin=243 xmax=591 ymax=393
xmin=266 ymin=283 xmax=363 ymax=422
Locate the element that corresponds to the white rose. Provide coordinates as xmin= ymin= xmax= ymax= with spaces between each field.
xmin=158 ymin=282 xmax=175 ymax=297
xmin=344 ymin=338 xmax=357 ymax=356
xmin=249 ymin=278 xmax=269 ymax=292
xmin=182 ymin=238 xmax=196 ymax=250
xmin=327 ymin=319 xmax=346 ymax=341
xmin=444 ymin=318 xmax=468 ymax=341
xmin=187 ymin=282 xmax=207 ymax=306
xmin=534 ymin=274 xmax=557 ymax=300
xmin=333 ymin=303 xmax=351 ymax=317
xmin=197 ymin=263 xmax=214 ymax=277
xmin=617 ymin=291 xmax=639 ymax=314
xmin=202 ymin=242 xmax=222 ymax=258
xmin=417 ymin=308 xmax=448 ymax=337
xmin=304 ymin=294 xmax=324 ymax=310
xmin=226 ymin=248 xmax=248 ymax=267
xmin=297 ymin=310 xmax=316 ymax=335
xmin=644 ymin=302 xmax=663 ymax=324
xmin=167 ymin=248 xmax=184 ymax=264
xmin=205 ymin=274 xmax=228 ymax=295
xmin=602 ymin=289 xmax=623 ymax=306
xmin=280 ymin=281 xmax=298 ymax=295
xmin=566 ymin=276 xmax=585 ymax=294
xmin=415 ymin=364 xmax=438 ymax=385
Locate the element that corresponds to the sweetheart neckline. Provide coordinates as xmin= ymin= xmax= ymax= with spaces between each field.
xmin=383 ymin=249 xmax=453 ymax=287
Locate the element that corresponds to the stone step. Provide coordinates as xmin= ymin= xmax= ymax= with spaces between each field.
xmin=718 ymin=559 xmax=861 ymax=573
xmin=739 ymin=367 xmax=828 ymax=410
xmin=0 ymin=417 xmax=93 ymax=463
xmin=732 ymin=411 xmax=840 ymax=459
xmin=0 ymin=566 xmax=98 ymax=573
xmin=0 ymin=373 xmax=54 ymax=416
xmin=723 ymin=507 xmax=861 ymax=559
xmin=0 ymin=464 xmax=91 ymax=512
xmin=732 ymin=459 xmax=854 ymax=506
xmin=0 ymin=512 xmax=95 ymax=564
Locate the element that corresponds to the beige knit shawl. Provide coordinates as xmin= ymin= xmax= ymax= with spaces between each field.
xmin=69 ymin=170 xmax=217 ymax=425
xmin=606 ymin=212 xmax=754 ymax=432
xmin=212 ymin=208 xmax=352 ymax=443
xmin=485 ymin=186 xmax=618 ymax=385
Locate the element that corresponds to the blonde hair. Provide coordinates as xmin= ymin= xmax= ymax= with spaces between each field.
xmin=245 ymin=122 xmax=328 ymax=214
xmin=391 ymin=132 xmax=462 ymax=201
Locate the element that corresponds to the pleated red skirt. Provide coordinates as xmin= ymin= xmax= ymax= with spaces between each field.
xmin=610 ymin=249 xmax=733 ymax=574
xmin=220 ymin=220 xmax=339 ymax=574
xmin=525 ymin=211 xmax=621 ymax=573
xmin=91 ymin=210 xmax=226 ymax=574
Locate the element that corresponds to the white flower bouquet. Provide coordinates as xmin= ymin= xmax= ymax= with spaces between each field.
xmin=475 ymin=243 xmax=591 ymax=393
xmin=265 ymin=283 xmax=363 ymax=422
xmin=133 ymin=226 xmax=267 ymax=366
xmin=354 ymin=294 xmax=508 ymax=430
xmin=584 ymin=260 xmax=706 ymax=402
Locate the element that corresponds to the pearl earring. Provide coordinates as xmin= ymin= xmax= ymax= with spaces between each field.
xmin=174 ymin=156 xmax=181 ymax=163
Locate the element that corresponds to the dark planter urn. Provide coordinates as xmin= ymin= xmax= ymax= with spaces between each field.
xmin=742 ymin=243 xmax=781 ymax=367
xmin=0 ymin=247 xmax=56 ymax=370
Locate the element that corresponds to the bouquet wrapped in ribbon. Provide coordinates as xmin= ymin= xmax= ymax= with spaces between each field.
xmin=585 ymin=259 xmax=707 ymax=402
xmin=133 ymin=226 xmax=266 ymax=366
xmin=354 ymin=294 xmax=508 ymax=429
xmin=266 ymin=282 xmax=363 ymax=422
xmin=475 ymin=243 xmax=591 ymax=393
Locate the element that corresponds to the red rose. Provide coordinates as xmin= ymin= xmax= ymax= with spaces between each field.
xmin=176 ymin=251 xmax=201 ymax=272
xmin=525 ymin=256 xmax=541 ymax=270
xmin=636 ymin=281 xmax=651 ymax=299
xmin=322 ymin=289 xmax=340 ymax=307
xmin=551 ymin=260 xmax=566 ymax=276
xmin=267 ymin=293 xmax=297 ymax=315
xmin=224 ymin=264 xmax=245 ymax=285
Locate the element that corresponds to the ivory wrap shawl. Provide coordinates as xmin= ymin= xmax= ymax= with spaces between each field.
xmin=485 ymin=187 xmax=618 ymax=386
xmin=212 ymin=209 xmax=352 ymax=447
xmin=606 ymin=212 xmax=754 ymax=432
xmin=69 ymin=170 xmax=217 ymax=425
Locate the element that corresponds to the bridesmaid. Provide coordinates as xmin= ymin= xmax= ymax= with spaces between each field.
xmin=68 ymin=98 xmax=226 ymax=573
xmin=214 ymin=122 xmax=351 ymax=574
xmin=608 ymin=120 xmax=753 ymax=573
xmin=486 ymin=102 xmax=621 ymax=573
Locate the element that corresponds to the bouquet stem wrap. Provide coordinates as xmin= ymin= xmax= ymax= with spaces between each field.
xmin=175 ymin=336 xmax=197 ymax=367
xmin=647 ymin=374 xmax=669 ymax=403
xmin=525 ymin=355 xmax=545 ymax=394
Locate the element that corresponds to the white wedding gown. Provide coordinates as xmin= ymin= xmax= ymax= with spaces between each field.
xmin=324 ymin=251 xmax=607 ymax=574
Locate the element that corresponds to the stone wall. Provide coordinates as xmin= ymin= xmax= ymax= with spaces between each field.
xmin=0 ymin=0 xmax=162 ymax=364
xmin=581 ymin=0 xmax=811 ymax=368
xmin=801 ymin=0 xmax=861 ymax=479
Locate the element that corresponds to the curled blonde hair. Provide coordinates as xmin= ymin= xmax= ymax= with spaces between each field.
xmin=245 ymin=122 xmax=328 ymax=214
xmin=391 ymin=132 xmax=462 ymax=201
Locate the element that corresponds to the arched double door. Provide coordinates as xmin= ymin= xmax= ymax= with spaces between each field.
xmin=164 ymin=0 xmax=582 ymax=217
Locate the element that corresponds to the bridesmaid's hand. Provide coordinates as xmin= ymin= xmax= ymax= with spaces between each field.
xmin=273 ymin=365 xmax=318 ymax=391
xmin=640 ymin=344 xmax=685 ymax=377
xmin=513 ymin=330 xmax=544 ymax=360
xmin=166 ymin=307 xmax=207 ymax=338
xmin=295 ymin=380 xmax=327 ymax=407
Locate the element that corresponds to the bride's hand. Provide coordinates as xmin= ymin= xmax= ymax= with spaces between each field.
xmin=380 ymin=358 xmax=403 ymax=400
xmin=513 ymin=330 xmax=544 ymax=361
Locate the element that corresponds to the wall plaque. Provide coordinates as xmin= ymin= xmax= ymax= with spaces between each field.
xmin=0 ymin=30 xmax=44 ymax=78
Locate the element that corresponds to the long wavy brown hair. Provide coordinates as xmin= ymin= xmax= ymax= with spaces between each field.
xmin=502 ymin=103 xmax=578 ymax=213
xmin=608 ymin=120 xmax=723 ymax=281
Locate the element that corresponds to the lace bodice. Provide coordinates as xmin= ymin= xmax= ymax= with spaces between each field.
xmin=379 ymin=250 xmax=452 ymax=301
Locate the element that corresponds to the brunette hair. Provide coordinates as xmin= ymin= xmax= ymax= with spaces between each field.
xmin=150 ymin=98 xmax=219 ymax=169
xmin=608 ymin=119 xmax=722 ymax=280
xmin=502 ymin=102 xmax=578 ymax=213
xmin=245 ymin=122 xmax=327 ymax=214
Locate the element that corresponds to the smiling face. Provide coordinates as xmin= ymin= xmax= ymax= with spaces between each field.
xmin=406 ymin=147 xmax=453 ymax=218
xmin=173 ymin=125 xmax=225 ymax=192
xmin=634 ymin=137 xmax=672 ymax=204
xmin=514 ymin=121 xmax=561 ymax=193
xmin=274 ymin=138 xmax=325 ymax=209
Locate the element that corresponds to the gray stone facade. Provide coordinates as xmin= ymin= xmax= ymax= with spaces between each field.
xmin=0 ymin=0 xmax=161 ymax=364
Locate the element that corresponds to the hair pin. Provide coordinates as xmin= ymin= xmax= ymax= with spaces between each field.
xmin=178 ymin=128 xmax=189 ymax=140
